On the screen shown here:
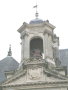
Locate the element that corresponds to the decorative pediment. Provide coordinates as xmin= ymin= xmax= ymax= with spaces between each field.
xmin=2 ymin=63 xmax=68 ymax=88
xmin=3 ymin=69 xmax=27 ymax=85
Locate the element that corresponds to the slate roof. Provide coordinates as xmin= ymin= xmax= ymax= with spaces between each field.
xmin=59 ymin=49 xmax=68 ymax=73
xmin=29 ymin=18 xmax=43 ymax=24
xmin=0 ymin=56 xmax=19 ymax=83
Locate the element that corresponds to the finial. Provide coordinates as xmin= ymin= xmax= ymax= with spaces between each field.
xmin=33 ymin=2 xmax=39 ymax=19
xmin=7 ymin=44 xmax=12 ymax=56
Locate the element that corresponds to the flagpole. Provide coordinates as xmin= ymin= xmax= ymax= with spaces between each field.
xmin=33 ymin=3 xmax=39 ymax=19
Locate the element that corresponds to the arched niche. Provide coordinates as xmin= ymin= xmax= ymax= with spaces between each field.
xmin=30 ymin=37 xmax=43 ymax=58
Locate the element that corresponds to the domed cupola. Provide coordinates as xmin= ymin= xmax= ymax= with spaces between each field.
xmin=29 ymin=18 xmax=43 ymax=24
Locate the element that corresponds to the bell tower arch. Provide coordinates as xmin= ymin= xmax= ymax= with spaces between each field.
xmin=18 ymin=18 xmax=58 ymax=67
xmin=30 ymin=37 xmax=43 ymax=58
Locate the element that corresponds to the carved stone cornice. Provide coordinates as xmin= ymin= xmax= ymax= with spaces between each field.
xmin=27 ymin=20 xmax=55 ymax=30
xmin=43 ymin=29 xmax=53 ymax=36
xmin=23 ymin=58 xmax=46 ymax=65
xmin=17 ymin=22 xmax=28 ymax=33
xmin=2 ymin=80 xmax=68 ymax=88
xmin=20 ymin=31 xmax=29 ymax=39
xmin=43 ymin=68 xmax=67 ymax=80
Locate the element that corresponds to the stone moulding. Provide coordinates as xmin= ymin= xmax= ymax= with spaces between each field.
xmin=18 ymin=20 xmax=55 ymax=34
xmin=23 ymin=58 xmax=48 ymax=69
xmin=2 ymin=80 xmax=68 ymax=88
xmin=43 ymin=69 xmax=67 ymax=80
xmin=3 ymin=70 xmax=26 ymax=85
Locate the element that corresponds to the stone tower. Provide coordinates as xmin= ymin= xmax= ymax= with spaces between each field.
xmin=18 ymin=18 xmax=59 ymax=68
xmin=2 ymin=7 xmax=68 ymax=90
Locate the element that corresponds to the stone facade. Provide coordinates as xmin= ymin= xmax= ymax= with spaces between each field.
xmin=18 ymin=20 xmax=56 ymax=67
xmin=1 ymin=19 xmax=68 ymax=90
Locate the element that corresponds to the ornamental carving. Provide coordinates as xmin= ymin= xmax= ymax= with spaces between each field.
xmin=28 ymin=68 xmax=41 ymax=80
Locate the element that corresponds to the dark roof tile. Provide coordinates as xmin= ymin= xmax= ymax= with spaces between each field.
xmin=0 ymin=56 xmax=19 ymax=83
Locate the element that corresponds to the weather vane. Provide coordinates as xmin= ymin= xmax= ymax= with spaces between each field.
xmin=33 ymin=2 xmax=39 ymax=19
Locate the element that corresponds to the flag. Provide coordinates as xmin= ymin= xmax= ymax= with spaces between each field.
xmin=33 ymin=5 xmax=37 ymax=8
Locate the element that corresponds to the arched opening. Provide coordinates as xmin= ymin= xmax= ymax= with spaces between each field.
xmin=30 ymin=37 xmax=43 ymax=59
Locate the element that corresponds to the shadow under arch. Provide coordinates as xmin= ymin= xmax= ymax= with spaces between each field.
xmin=30 ymin=36 xmax=43 ymax=58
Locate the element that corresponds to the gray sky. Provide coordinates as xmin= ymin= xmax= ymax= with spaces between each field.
xmin=0 ymin=0 xmax=68 ymax=62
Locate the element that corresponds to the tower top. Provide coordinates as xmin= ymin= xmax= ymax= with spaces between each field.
xmin=33 ymin=3 xmax=39 ymax=19
xmin=7 ymin=44 xmax=12 ymax=56
xmin=29 ymin=3 xmax=44 ymax=24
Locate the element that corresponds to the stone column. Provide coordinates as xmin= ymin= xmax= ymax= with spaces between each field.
xmin=48 ymin=35 xmax=53 ymax=59
xmin=21 ymin=33 xmax=29 ymax=62
xmin=43 ymin=32 xmax=56 ymax=67
xmin=21 ymin=37 xmax=24 ymax=62
xmin=43 ymin=33 xmax=49 ymax=59
xmin=24 ymin=33 xmax=29 ymax=59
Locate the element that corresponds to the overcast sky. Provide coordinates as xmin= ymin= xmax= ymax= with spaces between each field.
xmin=0 ymin=0 xmax=68 ymax=62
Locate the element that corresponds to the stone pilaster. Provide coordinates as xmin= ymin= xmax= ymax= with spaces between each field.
xmin=24 ymin=33 xmax=29 ymax=59
xmin=21 ymin=38 xmax=24 ymax=62
xmin=43 ymin=33 xmax=49 ymax=59
xmin=48 ymin=35 xmax=53 ymax=59
xmin=43 ymin=32 xmax=55 ymax=67
xmin=21 ymin=32 xmax=29 ymax=61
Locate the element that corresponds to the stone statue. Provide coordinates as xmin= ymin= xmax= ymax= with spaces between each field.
xmin=31 ymin=49 xmax=42 ymax=59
